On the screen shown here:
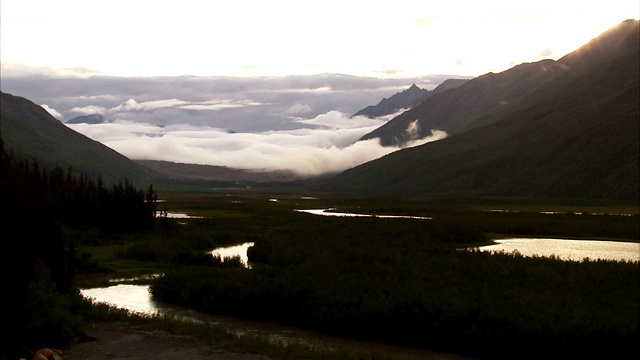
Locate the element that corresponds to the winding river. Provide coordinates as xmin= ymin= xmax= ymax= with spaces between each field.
xmin=80 ymin=209 xmax=638 ymax=358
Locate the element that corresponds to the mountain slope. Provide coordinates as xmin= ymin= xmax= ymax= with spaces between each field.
xmin=352 ymin=83 xmax=431 ymax=118
xmin=1 ymin=92 xmax=153 ymax=185
xmin=361 ymin=60 xmax=573 ymax=146
xmin=430 ymin=78 xmax=469 ymax=95
xmin=136 ymin=160 xmax=305 ymax=182
xmin=321 ymin=20 xmax=639 ymax=199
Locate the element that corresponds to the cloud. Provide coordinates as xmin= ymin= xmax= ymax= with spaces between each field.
xmin=286 ymin=103 xmax=312 ymax=114
xmin=70 ymin=105 xmax=109 ymax=115
xmin=109 ymin=98 xmax=265 ymax=112
xmin=405 ymin=129 xmax=448 ymax=147
xmin=113 ymin=98 xmax=188 ymax=112
xmin=3 ymin=73 xmax=463 ymax=176
xmin=401 ymin=119 xmax=449 ymax=147
xmin=66 ymin=111 xmax=446 ymax=177
xmin=40 ymin=104 xmax=63 ymax=120
xmin=405 ymin=119 xmax=421 ymax=140
xmin=538 ymin=48 xmax=554 ymax=58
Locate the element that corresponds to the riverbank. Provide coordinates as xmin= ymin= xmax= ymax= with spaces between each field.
xmin=63 ymin=321 xmax=269 ymax=360
xmin=62 ymin=318 xmax=472 ymax=360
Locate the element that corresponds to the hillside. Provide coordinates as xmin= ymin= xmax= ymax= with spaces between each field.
xmin=0 ymin=92 xmax=154 ymax=185
xmin=430 ymin=78 xmax=469 ymax=95
xmin=136 ymin=160 xmax=305 ymax=182
xmin=361 ymin=60 xmax=573 ymax=146
xmin=320 ymin=20 xmax=639 ymax=199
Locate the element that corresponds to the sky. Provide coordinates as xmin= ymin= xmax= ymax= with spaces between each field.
xmin=2 ymin=0 xmax=638 ymax=78
xmin=1 ymin=0 xmax=638 ymax=176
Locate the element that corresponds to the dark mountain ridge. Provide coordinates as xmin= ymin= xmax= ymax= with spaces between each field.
xmin=352 ymin=83 xmax=431 ymax=118
xmin=0 ymin=92 xmax=153 ymax=185
xmin=430 ymin=78 xmax=470 ymax=95
xmin=321 ymin=20 xmax=639 ymax=199
xmin=361 ymin=59 xmax=574 ymax=146
xmin=361 ymin=20 xmax=640 ymax=148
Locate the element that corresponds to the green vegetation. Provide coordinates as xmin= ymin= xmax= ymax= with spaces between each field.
xmin=149 ymin=194 xmax=639 ymax=359
xmin=0 ymin=140 xmax=157 ymax=358
xmin=2 ymin=141 xmax=639 ymax=359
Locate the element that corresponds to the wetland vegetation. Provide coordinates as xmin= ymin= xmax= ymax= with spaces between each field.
xmin=2 ymin=143 xmax=639 ymax=359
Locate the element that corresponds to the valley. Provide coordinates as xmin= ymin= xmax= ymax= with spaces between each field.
xmin=1 ymin=18 xmax=638 ymax=360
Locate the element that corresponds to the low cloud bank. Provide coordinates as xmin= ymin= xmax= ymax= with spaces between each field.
xmin=67 ymin=111 xmax=446 ymax=177
xmin=1 ymin=73 xmax=460 ymax=176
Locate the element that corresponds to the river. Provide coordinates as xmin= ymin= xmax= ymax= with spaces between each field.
xmin=80 ymin=284 xmax=468 ymax=359
xmin=80 ymin=209 xmax=638 ymax=358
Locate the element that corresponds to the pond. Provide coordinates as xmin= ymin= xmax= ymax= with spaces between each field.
xmin=477 ymin=238 xmax=639 ymax=262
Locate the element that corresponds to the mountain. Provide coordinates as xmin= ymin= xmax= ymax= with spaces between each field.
xmin=1 ymin=92 xmax=153 ymax=185
xmin=66 ymin=114 xmax=106 ymax=124
xmin=352 ymin=83 xmax=431 ymax=118
xmin=136 ymin=160 xmax=305 ymax=182
xmin=430 ymin=78 xmax=469 ymax=95
xmin=361 ymin=60 xmax=573 ymax=146
xmin=320 ymin=20 xmax=639 ymax=199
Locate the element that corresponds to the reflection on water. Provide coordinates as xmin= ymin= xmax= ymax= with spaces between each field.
xmin=487 ymin=209 xmax=636 ymax=216
xmin=478 ymin=238 xmax=640 ymax=262
xmin=165 ymin=212 xmax=203 ymax=219
xmin=296 ymin=208 xmax=431 ymax=219
xmin=210 ymin=242 xmax=254 ymax=267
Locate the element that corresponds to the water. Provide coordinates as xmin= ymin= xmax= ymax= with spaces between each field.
xmin=477 ymin=238 xmax=639 ymax=262
xmin=210 ymin=242 xmax=254 ymax=266
xmin=296 ymin=208 xmax=431 ymax=219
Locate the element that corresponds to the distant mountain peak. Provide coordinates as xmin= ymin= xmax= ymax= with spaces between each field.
xmin=66 ymin=114 xmax=106 ymax=124
xmin=352 ymin=84 xmax=431 ymax=118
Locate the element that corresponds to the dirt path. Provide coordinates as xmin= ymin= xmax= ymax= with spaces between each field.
xmin=61 ymin=322 xmax=270 ymax=360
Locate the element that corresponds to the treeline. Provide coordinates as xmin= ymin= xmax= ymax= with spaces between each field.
xmin=0 ymin=139 xmax=157 ymax=358
xmin=2 ymin=146 xmax=157 ymax=233
xmin=151 ymin=213 xmax=639 ymax=360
